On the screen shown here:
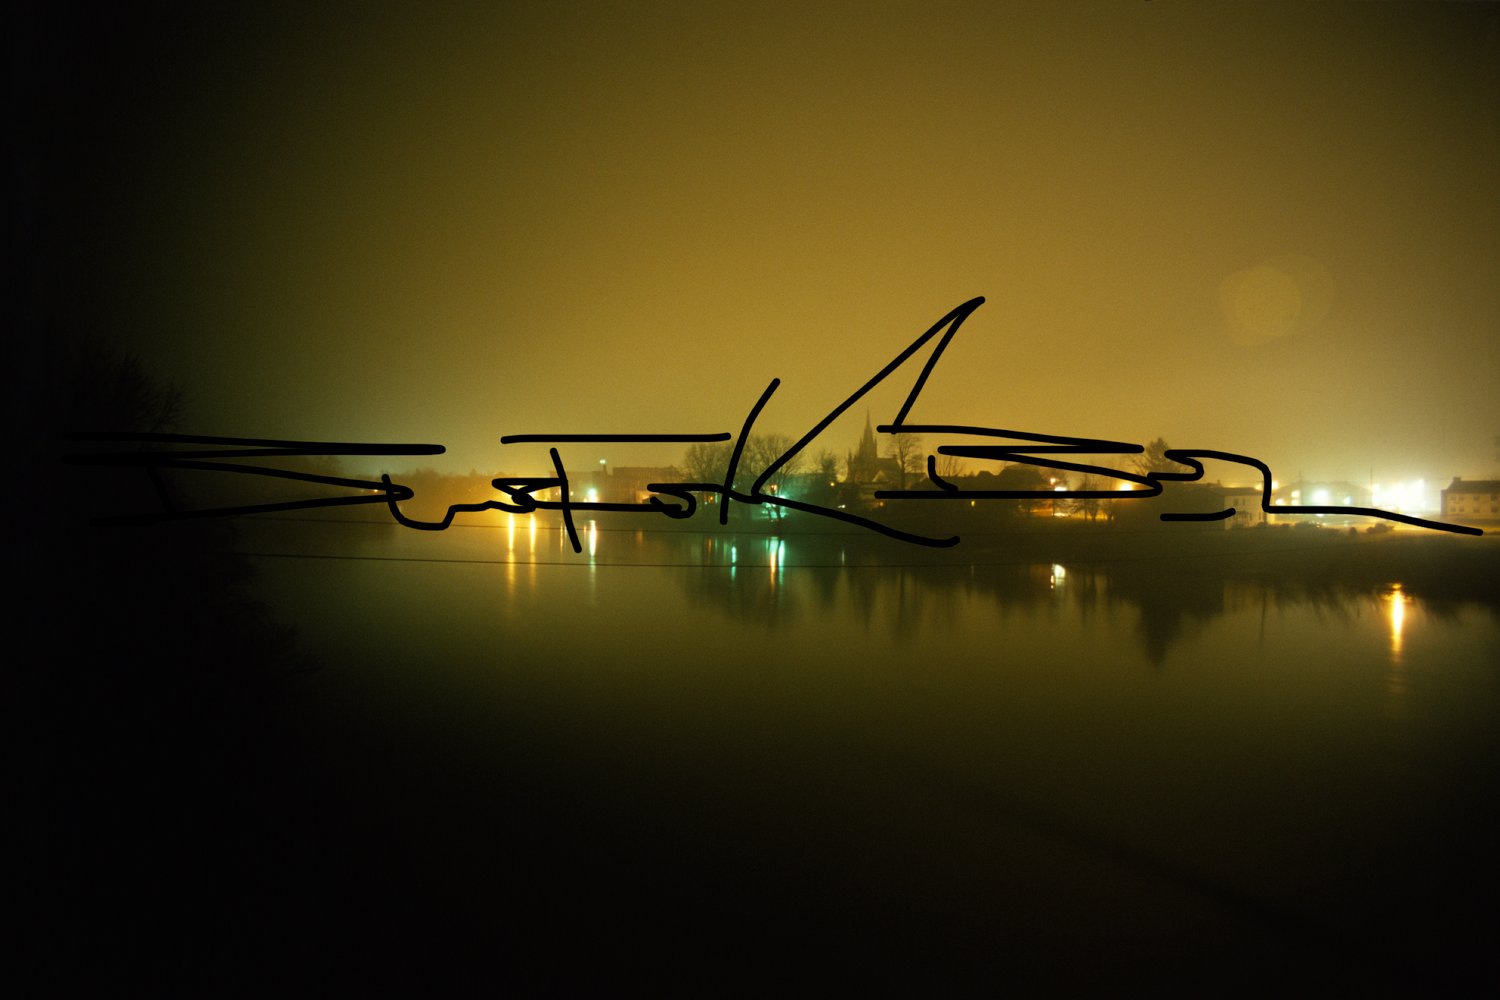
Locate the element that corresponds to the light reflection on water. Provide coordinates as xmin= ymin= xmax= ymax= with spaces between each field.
xmin=236 ymin=515 xmax=1499 ymax=987
xmin=1386 ymin=584 xmax=1407 ymax=658
xmin=1385 ymin=586 xmax=1409 ymax=712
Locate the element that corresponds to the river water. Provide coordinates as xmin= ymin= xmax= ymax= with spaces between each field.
xmin=236 ymin=514 xmax=1498 ymax=992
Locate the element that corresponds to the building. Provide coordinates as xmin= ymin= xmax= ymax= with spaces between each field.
xmin=1216 ymin=485 xmax=1267 ymax=526
xmin=1441 ymin=478 xmax=1500 ymax=523
xmin=1271 ymin=480 xmax=1372 ymax=509
xmin=844 ymin=414 xmax=902 ymax=486
xmin=600 ymin=467 xmax=679 ymax=505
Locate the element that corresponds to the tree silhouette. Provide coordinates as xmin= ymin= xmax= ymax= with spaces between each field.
xmin=886 ymin=433 xmax=925 ymax=490
xmin=682 ymin=441 xmax=732 ymax=486
xmin=815 ymin=449 xmax=840 ymax=486
xmin=1074 ymin=472 xmax=1105 ymax=521
xmin=56 ymin=336 xmax=185 ymax=434
xmin=27 ymin=338 xmax=299 ymax=988
xmin=744 ymin=433 xmax=806 ymax=497
xmin=680 ymin=436 xmax=805 ymax=500
xmin=932 ymin=451 xmax=965 ymax=482
xmin=996 ymin=462 xmax=1049 ymax=516
xmin=1132 ymin=437 xmax=1178 ymax=477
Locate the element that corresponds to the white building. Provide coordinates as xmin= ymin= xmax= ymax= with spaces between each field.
xmin=1440 ymin=478 xmax=1500 ymax=523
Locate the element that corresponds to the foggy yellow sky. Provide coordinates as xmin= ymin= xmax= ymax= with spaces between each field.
xmin=25 ymin=1 xmax=1500 ymax=490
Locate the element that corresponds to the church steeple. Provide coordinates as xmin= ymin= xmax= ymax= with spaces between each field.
xmin=851 ymin=411 xmax=880 ymax=483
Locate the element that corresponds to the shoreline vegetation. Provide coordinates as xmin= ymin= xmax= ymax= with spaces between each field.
xmin=64 ymin=417 xmax=1496 ymax=608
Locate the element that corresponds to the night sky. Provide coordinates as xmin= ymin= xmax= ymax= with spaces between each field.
xmin=20 ymin=2 xmax=1500 ymax=491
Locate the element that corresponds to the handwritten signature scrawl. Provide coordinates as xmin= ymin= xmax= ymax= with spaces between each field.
xmin=65 ymin=298 xmax=1483 ymax=550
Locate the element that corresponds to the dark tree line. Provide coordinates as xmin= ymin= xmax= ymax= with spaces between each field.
xmin=22 ymin=338 xmax=305 ymax=991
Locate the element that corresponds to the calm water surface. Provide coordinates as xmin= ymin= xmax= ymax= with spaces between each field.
xmin=239 ymin=515 xmax=1499 ymax=991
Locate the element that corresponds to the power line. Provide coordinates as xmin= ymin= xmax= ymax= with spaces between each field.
xmin=235 ymin=541 xmax=1367 ymax=570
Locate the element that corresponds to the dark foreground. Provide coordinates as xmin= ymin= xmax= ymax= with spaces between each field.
xmin=24 ymin=521 xmax=1500 ymax=995
xmin=37 ymin=684 xmax=1497 ymax=995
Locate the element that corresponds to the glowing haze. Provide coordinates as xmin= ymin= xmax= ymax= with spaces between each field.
xmin=24 ymin=2 xmax=1500 ymax=491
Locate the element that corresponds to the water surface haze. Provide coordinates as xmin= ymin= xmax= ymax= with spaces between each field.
xmin=233 ymin=514 xmax=1499 ymax=992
